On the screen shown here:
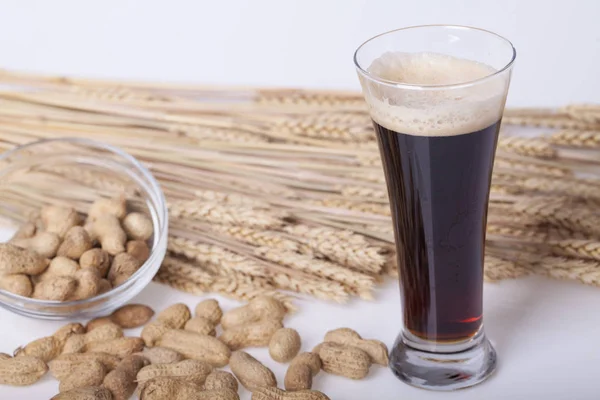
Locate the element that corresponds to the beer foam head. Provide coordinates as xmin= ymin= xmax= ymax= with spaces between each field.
xmin=361 ymin=52 xmax=508 ymax=136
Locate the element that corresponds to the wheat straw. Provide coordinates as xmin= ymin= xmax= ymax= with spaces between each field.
xmin=560 ymin=105 xmax=600 ymax=124
xmin=484 ymin=255 xmax=531 ymax=282
xmin=270 ymin=114 xmax=374 ymax=142
xmin=168 ymin=124 xmax=271 ymax=143
xmin=519 ymin=177 xmax=600 ymax=200
xmin=210 ymin=225 xmax=299 ymax=251
xmin=498 ymin=137 xmax=557 ymax=159
xmin=255 ymin=90 xmax=366 ymax=110
xmin=494 ymin=157 xmax=572 ymax=177
xmin=193 ymin=189 xmax=272 ymax=208
xmin=503 ymin=115 xmax=600 ymax=130
xmin=169 ymin=200 xmax=286 ymax=229
xmin=337 ymin=185 xmax=388 ymax=200
xmin=155 ymin=262 xmax=296 ymax=311
xmin=486 ymin=224 xmax=547 ymax=242
xmin=345 ymin=170 xmax=386 ymax=184
xmin=168 ymin=237 xmax=270 ymax=277
xmin=544 ymin=225 xmax=588 ymax=241
xmin=208 ymin=273 xmax=297 ymax=312
xmin=2 ymin=71 xmax=600 ymax=299
xmin=167 ymin=236 xmax=348 ymax=302
xmin=310 ymin=198 xmax=391 ymax=216
xmin=549 ymin=240 xmax=600 ymax=261
xmin=154 ymin=271 xmax=209 ymax=295
xmin=550 ymin=130 xmax=600 ymax=148
xmin=533 ymin=257 xmax=600 ymax=287
xmin=159 ymin=256 xmax=216 ymax=286
xmin=283 ymin=225 xmax=387 ymax=273
xmin=514 ymin=198 xmax=600 ymax=237
xmin=357 ymin=154 xmax=382 ymax=167
xmin=254 ymin=246 xmax=375 ymax=299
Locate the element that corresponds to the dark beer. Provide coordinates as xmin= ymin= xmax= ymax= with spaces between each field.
xmin=374 ymin=120 xmax=501 ymax=342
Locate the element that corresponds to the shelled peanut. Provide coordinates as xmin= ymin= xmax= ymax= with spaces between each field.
xmin=0 ymin=195 xmax=154 ymax=302
xmin=0 ymin=295 xmax=390 ymax=399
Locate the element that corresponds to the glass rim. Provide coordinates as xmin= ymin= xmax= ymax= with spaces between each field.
xmin=354 ymin=24 xmax=516 ymax=91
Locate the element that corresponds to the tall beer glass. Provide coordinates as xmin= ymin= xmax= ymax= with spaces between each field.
xmin=354 ymin=25 xmax=515 ymax=390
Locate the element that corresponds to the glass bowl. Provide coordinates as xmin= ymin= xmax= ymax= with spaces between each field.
xmin=0 ymin=138 xmax=168 ymax=319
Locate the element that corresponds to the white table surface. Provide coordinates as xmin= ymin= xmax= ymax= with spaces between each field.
xmin=1 ymin=1 xmax=600 ymax=399
xmin=2 ymin=242 xmax=600 ymax=400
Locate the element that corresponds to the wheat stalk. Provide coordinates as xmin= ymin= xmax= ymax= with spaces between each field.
xmin=363 ymin=224 xmax=394 ymax=233
xmin=560 ymin=105 xmax=600 ymax=124
xmin=494 ymin=157 xmax=572 ymax=177
xmin=169 ymin=200 xmax=286 ymax=229
xmin=177 ymin=225 xmax=363 ymax=301
xmin=254 ymin=246 xmax=375 ymax=299
xmin=3 ymin=70 xmax=600 ymax=299
xmin=159 ymin=256 xmax=216 ymax=286
xmin=168 ymin=124 xmax=271 ymax=143
xmin=345 ymin=170 xmax=386 ymax=184
xmin=210 ymin=225 xmax=299 ymax=251
xmin=486 ymin=212 xmax=534 ymax=227
xmin=549 ymin=239 xmax=600 ymax=261
xmin=310 ymin=198 xmax=391 ymax=216
xmin=267 ymin=273 xmax=348 ymax=303
xmin=154 ymin=271 xmax=208 ymax=295
xmin=336 ymin=185 xmax=388 ymax=200
xmin=484 ymin=255 xmax=531 ymax=282
xmin=283 ymin=224 xmax=387 ymax=273
xmin=549 ymin=129 xmax=600 ymax=148
xmin=208 ymin=273 xmax=297 ymax=312
xmin=533 ymin=257 xmax=600 ymax=287
xmin=544 ymin=225 xmax=588 ymax=240
xmin=193 ymin=189 xmax=272 ymax=208
xmin=43 ymin=165 xmax=134 ymax=194
xmin=255 ymin=90 xmax=366 ymax=110
xmin=503 ymin=115 xmax=600 ymax=130
xmin=503 ymin=107 xmax=557 ymax=117
xmin=357 ymin=153 xmax=382 ymax=167
xmin=270 ymin=114 xmax=374 ymax=142
xmin=518 ymin=176 xmax=600 ymax=200
xmin=167 ymin=236 xmax=349 ymax=302
xmin=497 ymin=136 xmax=557 ymax=159
xmin=168 ymin=237 xmax=271 ymax=277
xmin=486 ymin=224 xmax=547 ymax=242
xmin=66 ymin=85 xmax=174 ymax=103
xmin=155 ymin=263 xmax=296 ymax=312
xmin=514 ymin=198 xmax=600 ymax=238
xmin=490 ymin=183 xmax=524 ymax=195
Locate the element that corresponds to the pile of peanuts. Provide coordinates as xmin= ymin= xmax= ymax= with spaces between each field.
xmin=0 ymin=196 xmax=153 ymax=301
xmin=0 ymin=296 xmax=389 ymax=399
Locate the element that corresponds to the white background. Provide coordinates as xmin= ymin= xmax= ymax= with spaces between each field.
xmin=0 ymin=0 xmax=599 ymax=106
xmin=1 ymin=1 xmax=600 ymax=399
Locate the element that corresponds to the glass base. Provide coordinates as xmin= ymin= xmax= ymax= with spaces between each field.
xmin=389 ymin=329 xmax=497 ymax=391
